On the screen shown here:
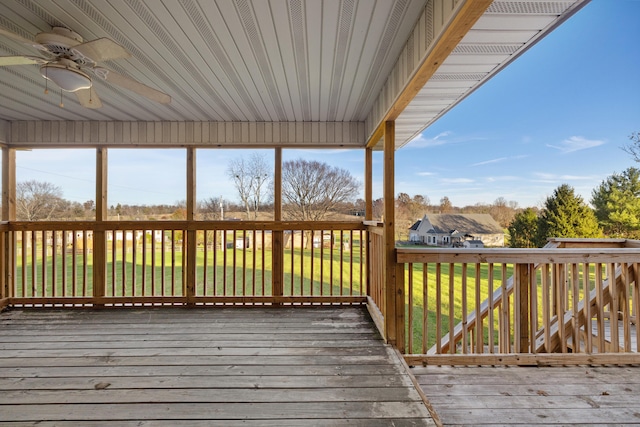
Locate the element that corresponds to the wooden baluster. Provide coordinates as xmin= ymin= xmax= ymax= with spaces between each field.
xmin=570 ymin=263 xmax=580 ymax=353
xmin=583 ymin=263 xmax=592 ymax=353
xmin=422 ymin=262 xmax=429 ymax=354
xmin=461 ymin=263 xmax=468 ymax=353
xmin=407 ymin=263 xmax=413 ymax=354
xmin=487 ymin=263 xmax=494 ymax=354
xmin=448 ymin=263 xmax=455 ymax=355
xmin=610 ymin=263 xmax=620 ymax=352
xmin=595 ymin=263 xmax=605 ymax=352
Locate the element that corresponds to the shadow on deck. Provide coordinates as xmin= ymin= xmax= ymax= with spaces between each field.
xmin=0 ymin=306 xmax=434 ymax=426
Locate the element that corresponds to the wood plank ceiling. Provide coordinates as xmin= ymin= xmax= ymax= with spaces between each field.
xmin=0 ymin=0 xmax=588 ymax=149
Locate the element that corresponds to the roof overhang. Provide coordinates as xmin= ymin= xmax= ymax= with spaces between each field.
xmin=0 ymin=0 xmax=589 ymax=149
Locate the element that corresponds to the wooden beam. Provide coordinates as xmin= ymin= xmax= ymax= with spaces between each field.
xmin=366 ymin=121 xmax=385 ymax=149
xmin=385 ymin=0 xmax=494 ymax=121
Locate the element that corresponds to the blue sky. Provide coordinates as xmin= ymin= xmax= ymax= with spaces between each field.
xmin=15 ymin=0 xmax=640 ymax=209
xmin=393 ymin=0 xmax=640 ymax=207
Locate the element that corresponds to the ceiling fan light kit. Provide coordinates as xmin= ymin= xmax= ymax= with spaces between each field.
xmin=40 ymin=62 xmax=92 ymax=92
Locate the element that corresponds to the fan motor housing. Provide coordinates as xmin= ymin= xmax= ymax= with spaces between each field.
xmin=34 ymin=27 xmax=90 ymax=64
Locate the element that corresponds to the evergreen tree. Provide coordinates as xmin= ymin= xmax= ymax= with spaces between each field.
xmin=537 ymin=184 xmax=602 ymax=245
xmin=591 ymin=167 xmax=640 ymax=237
xmin=507 ymin=208 xmax=539 ymax=248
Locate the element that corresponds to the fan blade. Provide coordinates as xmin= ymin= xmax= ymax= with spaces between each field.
xmin=75 ymin=87 xmax=102 ymax=109
xmin=94 ymin=67 xmax=171 ymax=104
xmin=72 ymin=38 xmax=131 ymax=63
xmin=0 ymin=27 xmax=36 ymax=45
xmin=0 ymin=55 xmax=43 ymax=66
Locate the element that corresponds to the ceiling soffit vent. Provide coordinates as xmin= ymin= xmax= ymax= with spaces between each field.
xmin=487 ymin=1 xmax=576 ymax=15
xmin=452 ymin=44 xmax=520 ymax=55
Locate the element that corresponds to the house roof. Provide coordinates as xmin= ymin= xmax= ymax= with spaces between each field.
xmin=409 ymin=219 xmax=422 ymax=231
xmin=466 ymin=240 xmax=484 ymax=245
xmin=0 ymin=0 xmax=588 ymax=149
xmin=425 ymin=214 xmax=504 ymax=235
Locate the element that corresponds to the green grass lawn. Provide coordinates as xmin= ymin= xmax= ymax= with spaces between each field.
xmin=14 ymin=245 xmax=366 ymax=298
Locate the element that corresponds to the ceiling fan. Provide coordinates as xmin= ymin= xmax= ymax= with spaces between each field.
xmin=0 ymin=26 xmax=171 ymax=109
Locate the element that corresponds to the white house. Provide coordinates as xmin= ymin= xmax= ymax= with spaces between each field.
xmin=409 ymin=214 xmax=504 ymax=247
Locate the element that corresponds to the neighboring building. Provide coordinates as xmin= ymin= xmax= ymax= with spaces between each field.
xmin=408 ymin=214 xmax=504 ymax=247
xmin=463 ymin=239 xmax=485 ymax=248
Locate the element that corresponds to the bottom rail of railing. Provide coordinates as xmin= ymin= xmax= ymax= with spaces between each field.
xmin=8 ymin=295 xmax=367 ymax=307
xmin=405 ymin=352 xmax=640 ymax=367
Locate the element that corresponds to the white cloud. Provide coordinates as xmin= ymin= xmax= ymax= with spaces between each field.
xmin=405 ymin=131 xmax=452 ymax=148
xmin=547 ymin=136 xmax=605 ymax=153
xmin=485 ymin=176 xmax=520 ymax=183
xmin=471 ymin=157 xmax=508 ymax=166
xmin=440 ymin=178 xmax=475 ymax=184
xmin=532 ymin=172 xmax=598 ymax=181
xmin=416 ymin=171 xmax=437 ymax=177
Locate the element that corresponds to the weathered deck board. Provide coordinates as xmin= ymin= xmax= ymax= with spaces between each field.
xmin=0 ymin=306 xmax=434 ymax=425
xmin=412 ymin=365 xmax=640 ymax=426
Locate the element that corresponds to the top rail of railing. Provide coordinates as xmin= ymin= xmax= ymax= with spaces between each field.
xmin=397 ymin=246 xmax=640 ymax=264
xmin=6 ymin=220 xmax=368 ymax=232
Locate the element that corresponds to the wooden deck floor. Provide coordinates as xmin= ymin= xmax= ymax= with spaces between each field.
xmin=0 ymin=305 xmax=434 ymax=426
xmin=412 ymin=364 xmax=640 ymax=426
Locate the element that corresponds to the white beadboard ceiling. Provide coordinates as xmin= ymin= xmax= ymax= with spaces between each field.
xmin=0 ymin=0 xmax=588 ymax=148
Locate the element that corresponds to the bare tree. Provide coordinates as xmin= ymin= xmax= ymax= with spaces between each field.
xmin=622 ymin=132 xmax=640 ymax=163
xmin=227 ymin=154 xmax=271 ymax=219
xmin=16 ymin=180 xmax=65 ymax=221
xmin=281 ymin=159 xmax=360 ymax=222
xmin=490 ymin=197 xmax=517 ymax=228
xmin=199 ymin=196 xmax=224 ymax=220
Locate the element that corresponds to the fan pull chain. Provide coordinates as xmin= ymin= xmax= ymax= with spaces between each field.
xmin=44 ymin=67 xmax=48 ymax=95
xmin=59 ymin=89 xmax=64 ymax=108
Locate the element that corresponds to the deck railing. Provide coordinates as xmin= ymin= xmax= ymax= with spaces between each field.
xmin=398 ymin=239 xmax=640 ymax=365
xmin=3 ymin=219 xmax=640 ymax=368
xmin=3 ymin=220 xmax=367 ymax=307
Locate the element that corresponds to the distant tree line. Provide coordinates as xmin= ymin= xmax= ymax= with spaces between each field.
xmin=12 ymin=133 xmax=640 ymax=247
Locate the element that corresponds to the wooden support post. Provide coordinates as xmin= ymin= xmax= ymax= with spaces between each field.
xmin=1 ymin=147 xmax=15 ymax=301
xmin=2 ymin=147 xmax=15 ymax=222
xmin=383 ymin=121 xmax=404 ymax=350
xmin=364 ymin=147 xmax=373 ymax=298
xmin=93 ymin=148 xmax=108 ymax=302
xmin=272 ymin=148 xmax=283 ymax=302
xmin=186 ymin=147 xmax=197 ymax=305
xmin=365 ymin=147 xmax=372 ymax=221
